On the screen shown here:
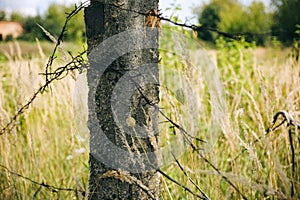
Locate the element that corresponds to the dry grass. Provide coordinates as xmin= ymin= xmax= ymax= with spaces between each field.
xmin=159 ymin=36 xmax=300 ymax=199
xmin=0 ymin=41 xmax=88 ymax=199
xmin=0 ymin=39 xmax=299 ymax=200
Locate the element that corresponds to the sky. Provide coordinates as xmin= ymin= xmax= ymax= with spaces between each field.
xmin=0 ymin=0 xmax=271 ymax=24
xmin=159 ymin=0 xmax=270 ymax=24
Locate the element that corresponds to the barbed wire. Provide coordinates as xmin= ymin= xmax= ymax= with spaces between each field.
xmin=134 ymin=81 xmax=248 ymax=199
xmin=0 ymin=1 xmax=290 ymax=136
xmin=0 ymin=164 xmax=80 ymax=196
xmin=171 ymin=152 xmax=210 ymax=200
xmin=44 ymin=1 xmax=90 ymax=85
xmin=0 ymin=3 xmax=251 ymax=199
xmin=0 ymin=1 xmax=89 ymax=135
xmin=231 ymin=110 xmax=300 ymax=197
xmin=108 ymin=2 xmax=292 ymax=41
xmin=0 ymin=50 xmax=86 ymax=135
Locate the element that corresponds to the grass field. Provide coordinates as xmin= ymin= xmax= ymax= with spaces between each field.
xmin=0 ymin=38 xmax=299 ymax=200
xmin=0 ymin=41 xmax=88 ymax=199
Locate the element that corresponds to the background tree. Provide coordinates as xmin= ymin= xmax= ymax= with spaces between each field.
xmin=10 ymin=11 xmax=24 ymax=22
xmin=9 ymin=3 xmax=85 ymax=42
xmin=85 ymin=0 xmax=160 ymax=199
xmin=194 ymin=1 xmax=220 ymax=41
xmin=194 ymin=0 xmax=272 ymax=45
xmin=245 ymin=1 xmax=272 ymax=45
xmin=66 ymin=6 xmax=85 ymax=43
xmin=43 ymin=3 xmax=85 ymax=42
xmin=272 ymin=0 xmax=300 ymax=44
xmin=19 ymin=15 xmax=45 ymax=41
xmin=217 ymin=0 xmax=246 ymax=34
xmin=43 ymin=3 xmax=65 ymax=39
xmin=0 ymin=10 xmax=6 ymax=20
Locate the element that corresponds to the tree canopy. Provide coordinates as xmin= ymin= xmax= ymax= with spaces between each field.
xmin=0 ymin=3 xmax=85 ymax=43
xmin=1 ymin=0 xmax=300 ymax=46
xmin=194 ymin=0 xmax=299 ymax=46
xmin=271 ymin=0 xmax=300 ymax=44
xmin=196 ymin=1 xmax=220 ymax=41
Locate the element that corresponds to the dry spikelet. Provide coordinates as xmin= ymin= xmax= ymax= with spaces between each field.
xmin=35 ymin=38 xmax=45 ymax=58
xmin=37 ymin=23 xmax=68 ymax=62
xmin=145 ymin=9 xmax=161 ymax=29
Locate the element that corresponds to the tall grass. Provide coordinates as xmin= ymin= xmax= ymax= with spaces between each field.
xmin=0 ymin=37 xmax=299 ymax=200
xmin=159 ymin=34 xmax=299 ymax=200
xmin=0 ymin=41 xmax=88 ymax=199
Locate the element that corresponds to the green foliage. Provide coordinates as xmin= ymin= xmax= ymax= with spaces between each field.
xmin=215 ymin=36 xmax=256 ymax=94
xmin=5 ymin=3 xmax=85 ymax=43
xmin=243 ymin=2 xmax=272 ymax=45
xmin=0 ymin=10 xmax=6 ymax=20
xmin=43 ymin=3 xmax=66 ymax=39
xmin=0 ymin=53 xmax=7 ymax=62
xmin=269 ymin=36 xmax=282 ymax=48
xmin=10 ymin=11 xmax=24 ymax=22
xmin=196 ymin=1 xmax=220 ymax=41
xmin=272 ymin=0 xmax=300 ymax=45
xmin=194 ymin=0 xmax=272 ymax=45
xmin=64 ymin=5 xmax=86 ymax=43
xmin=217 ymin=0 xmax=245 ymax=33
xmin=291 ymin=25 xmax=300 ymax=63
xmin=296 ymin=24 xmax=300 ymax=36
xmin=216 ymin=37 xmax=255 ymax=71
xmin=19 ymin=15 xmax=45 ymax=41
xmin=42 ymin=3 xmax=85 ymax=43
xmin=35 ymin=3 xmax=82 ymax=42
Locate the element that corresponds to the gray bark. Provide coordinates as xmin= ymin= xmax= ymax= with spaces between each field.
xmin=84 ymin=0 xmax=160 ymax=199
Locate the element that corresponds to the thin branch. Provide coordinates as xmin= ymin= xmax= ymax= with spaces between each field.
xmin=196 ymin=152 xmax=248 ymax=200
xmin=270 ymin=110 xmax=299 ymax=197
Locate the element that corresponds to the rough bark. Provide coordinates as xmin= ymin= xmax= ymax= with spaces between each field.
xmin=85 ymin=0 xmax=160 ymax=199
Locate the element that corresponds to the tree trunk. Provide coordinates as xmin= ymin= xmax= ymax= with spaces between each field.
xmin=84 ymin=0 xmax=160 ymax=199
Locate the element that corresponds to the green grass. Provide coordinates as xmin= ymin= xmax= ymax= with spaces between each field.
xmin=0 ymin=37 xmax=299 ymax=200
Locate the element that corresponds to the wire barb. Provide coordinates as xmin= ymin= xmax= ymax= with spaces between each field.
xmin=0 ymin=164 xmax=78 ymax=194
